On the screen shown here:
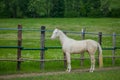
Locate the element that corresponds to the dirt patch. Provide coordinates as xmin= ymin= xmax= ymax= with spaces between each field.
xmin=0 ymin=67 xmax=120 ymax=80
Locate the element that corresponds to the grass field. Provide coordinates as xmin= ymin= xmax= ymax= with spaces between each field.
xmin=0 ymin=18 xmax=120 ymax=76
xmin=1 ymin=69 xmax=120 ymax=80
xmin=8 ymin=70 xmax=120 ymax=80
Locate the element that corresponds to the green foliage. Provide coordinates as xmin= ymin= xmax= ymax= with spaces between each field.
xmin=50 ymin=0 xmax=64 ymax=17
xmin=109 ymin=8 xmax=120 ymax=17
xmin=0 ymin=0 xmax=120 ymax=18
xmin=0 ymin=0 xmax=29 ymax=18
xmin=28 ymin=0 xmax=52 ymax=17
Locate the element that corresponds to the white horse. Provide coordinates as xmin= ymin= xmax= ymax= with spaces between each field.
xmin=51 ymin=28 xmax=103 ymax=72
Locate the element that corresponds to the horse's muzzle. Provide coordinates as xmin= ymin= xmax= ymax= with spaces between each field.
xmin=51 ymin=36 xmax=54 ymax=40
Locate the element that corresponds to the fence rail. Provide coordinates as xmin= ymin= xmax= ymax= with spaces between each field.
xmin=1 ymin=46 xmax=120 ymax=50
xmin=0 ymin=25 xmax=120 ymax=70
xmin=1 ymin=27 xmax=120 ymax=36
xmin=0 ymin=56 xmax=120 ymax=62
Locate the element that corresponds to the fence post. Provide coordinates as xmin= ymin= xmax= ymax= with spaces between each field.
xmin=112 ymin=32 xmax=116 ymax=66
xmin=98 ymin=32 xmax=102 ymax=45
xmin=17 ymin=24 xmax=22 ymax=70
xmin=40 ymin=26 xmax=45 ymax=69
xmin=98 ymin=32 xmax=102 ymax=66
xmin=80 ymin=28 xmax=85 ymax=66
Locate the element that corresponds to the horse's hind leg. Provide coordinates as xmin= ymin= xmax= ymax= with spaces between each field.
xmin=89 ymin=54 xmax=95 ymax=72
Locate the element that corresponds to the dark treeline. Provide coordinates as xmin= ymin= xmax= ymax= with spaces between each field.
xmin=0 ymin=0 xmax=120 ymax=18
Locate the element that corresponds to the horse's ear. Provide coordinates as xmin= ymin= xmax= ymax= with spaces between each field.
xmin=55 ymin=27 xmax=58 ymax=29
xmin=55 ymin=27 xmax=60 ymax=30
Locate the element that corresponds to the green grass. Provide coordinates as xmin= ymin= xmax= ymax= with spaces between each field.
xmin=4 ymin=69 xmax=120 ymax=80
xmin=0 ymin=18 xmax=120 ymax=75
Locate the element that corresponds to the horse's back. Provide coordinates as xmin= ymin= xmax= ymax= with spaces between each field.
xmin=85 ymin=39 xmax=98 ymax=46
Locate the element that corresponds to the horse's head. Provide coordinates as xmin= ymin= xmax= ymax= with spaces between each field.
xmin=51 ymin=28 xmax=60 ymax=39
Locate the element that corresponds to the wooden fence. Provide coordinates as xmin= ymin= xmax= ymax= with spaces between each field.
xmin=0 ymin=25 xmax=120 ymax=70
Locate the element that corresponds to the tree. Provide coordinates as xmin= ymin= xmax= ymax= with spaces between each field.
xmin=28 ymin=0 xmax=52 ymax=17
xmin=0 ymin=0 xmax=30 ymax=18
xmin=64 ymin=0 xmax=78 ymax=17
xmin=82 ymin=0 xmax=101 ymax=17
xmin=100 ymin=0 xmax=110 ymax=17
xmin=79 ymin=0 xmax=87 ymax=17
xmin=88 ymin=0 xmax=101 ymax=17
xmin=0 ymin=0 xmax=119 ymax=18
xmin=0 ymin=0 xmax=11 ymax=18
xmin=50 ymin=0 xmax=64 ymax=17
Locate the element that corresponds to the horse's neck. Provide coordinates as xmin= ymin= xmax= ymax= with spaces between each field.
xmin=59 ymin=30 xmax=69 ymax=45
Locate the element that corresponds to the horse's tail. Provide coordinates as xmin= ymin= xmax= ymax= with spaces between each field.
xmin=98 ymin=43 xmax=103 ymax=68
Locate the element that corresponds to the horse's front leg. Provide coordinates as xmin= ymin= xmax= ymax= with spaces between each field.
xmin=65 ymin=52 xmax=71 ymax=72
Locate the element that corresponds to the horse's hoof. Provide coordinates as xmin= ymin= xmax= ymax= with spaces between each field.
xmin=89 ymin=70 xmax=93 ymax=72
xmin=66 ymin=70 xmax=71 ymax=73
